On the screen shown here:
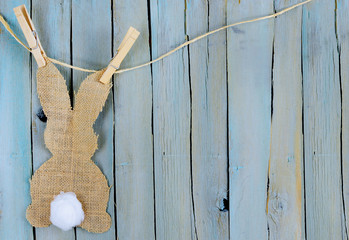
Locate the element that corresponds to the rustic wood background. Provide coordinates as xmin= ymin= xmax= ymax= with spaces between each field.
xmin=0 ymin=0 xmax=348 ymax=239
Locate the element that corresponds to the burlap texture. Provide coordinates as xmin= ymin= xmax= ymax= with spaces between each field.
xmin=26 ymin=60 xmax=112 ymax=233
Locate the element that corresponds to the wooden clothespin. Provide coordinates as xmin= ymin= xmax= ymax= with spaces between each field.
xmin=14 ymin=5 xmax=46 ymax=67
xmin=99 ymin=27 xmax=140 ymax=84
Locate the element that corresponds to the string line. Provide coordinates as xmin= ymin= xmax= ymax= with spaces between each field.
xmin=0 ymin=0 xmax=313 ymax=75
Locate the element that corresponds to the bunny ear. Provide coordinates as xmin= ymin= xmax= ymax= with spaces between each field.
xmin=36 ymin=61 xmax=72 ymax=118
xmin=73 ymin=70 xmax=112 ymax=129
xmin=36 ymin=61 xmax=72 ymax=155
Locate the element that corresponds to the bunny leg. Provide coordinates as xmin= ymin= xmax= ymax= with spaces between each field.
xmin=78 ymin=177 xmax=111 ymax=233
xmin=26 ymin=161 xmax=58 ymax=228
xmin=80 ymin=211 xmax=111 ymax=233
xmin=26 ymin=201 xmax=51 ymax=227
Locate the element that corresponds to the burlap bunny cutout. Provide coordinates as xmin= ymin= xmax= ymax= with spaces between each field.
xmin=26 ymin=60 xmax=112 ymax=233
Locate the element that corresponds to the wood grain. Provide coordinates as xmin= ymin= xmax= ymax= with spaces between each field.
xmin=227 ymin=0 xmax=274 ymax=239
xmin=150 ymin=0 xmax=195 ymax=239
xmin=71 ymin=0 xmax=115 ymax=239
xmin=186 ymin=0 xmax=229 ymax=239
xmin=0 ymin=1 xmax=33 ymax=239
xmin=113 ymin=0 xmax=155 ymax=239
xmin=267 ymin=0 xmax=304 ymax=239
xmin=302 ymin=0 xmax=346 ymax=239
xmin=337 ymin=0 xmax=349 ymax=237
xmin=31 ymin=0 xmax=74 ymax=239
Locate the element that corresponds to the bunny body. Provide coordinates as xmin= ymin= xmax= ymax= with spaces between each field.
xmin=26 ymin=61 xmax=112 ymax=233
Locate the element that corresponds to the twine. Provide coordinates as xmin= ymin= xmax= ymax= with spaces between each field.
xmin=0 ymin=0 xmax=313 ymax=75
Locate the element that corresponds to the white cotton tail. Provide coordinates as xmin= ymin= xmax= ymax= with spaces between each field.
xmin=50 ymin=192 xmax=84 ymax=231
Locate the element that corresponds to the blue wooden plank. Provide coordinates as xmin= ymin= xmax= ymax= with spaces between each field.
xmin=31 ymin=0 xmax=74 ymax=238
xmin=302 ymin=0 xmax=345 ymax=238
xmin=0 ymin=1 xmax=33 ymax=239
xmin=72 ymin=0 xmax=115 ymax=239
xmin=186 ymin=0 xmax=229 ymax=239
xmin=150 ymin=0 xmax=195 ymax=238
xmin=267 ymin=0 xmax=304 ymax=239
xmin=337 ymin=0 xmax=349 ymax=236
xmin=227 ymin=0 xmax=274 ymax=239
xmin=113 ymin=0 xmax=155 ymax=239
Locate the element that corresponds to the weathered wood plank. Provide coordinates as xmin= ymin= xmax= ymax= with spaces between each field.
xmin=302 ymin=0 xmax=346 ymax=239
xmin=227 ymin=0 xmax=274 ymax=239
xmin=186 ymin=0 xmax=229 ymax=239
xmin=337 ymin=0 xmax=349 ymax=237
xmin=72 ymin=1 xmax=115 ymax=239
xmin=113 ymin=0 xmax=155 ymax=239
xmin=31 ymin=0 xmax=74 ymax=239
xmin=267 ymin=1 xmax=304 ymax=239
xmin=0 ymin=1 xmax=33 ymax=239
xmin=150 ymin=0 xmax=195 ymax=239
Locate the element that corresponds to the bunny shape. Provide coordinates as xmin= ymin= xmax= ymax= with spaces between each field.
xmin=26 ymin=60 xmax=112 ymax=233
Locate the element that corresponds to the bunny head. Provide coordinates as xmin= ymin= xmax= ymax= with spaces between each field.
xmin=26 ymin=60 xmax=112 ymax=233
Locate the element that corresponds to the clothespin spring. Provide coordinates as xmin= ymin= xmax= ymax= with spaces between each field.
xmin=109 ymin=51 xmax=119 ymax=70
xmin=14 ymin=5 xmax=46 ymax=67
xmin=30 ymin=30 xmax=39 ymax=51
xmin=109 ymin=64 xmax=119 ymax=70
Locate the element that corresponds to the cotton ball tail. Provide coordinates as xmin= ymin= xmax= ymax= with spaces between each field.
xmin=50 ymin=192 xmax=85 ymax=231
